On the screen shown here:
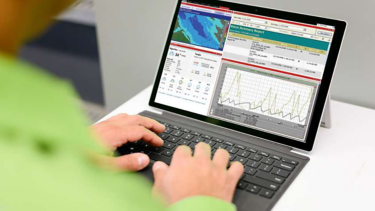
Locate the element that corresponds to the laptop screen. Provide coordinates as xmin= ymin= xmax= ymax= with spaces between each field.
xmin=154 ymin=1 xmax=336 ymax=143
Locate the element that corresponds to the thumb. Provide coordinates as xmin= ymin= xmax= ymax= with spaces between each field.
xmin=152 ymin=161 xmax=169 ymax=195
xmin=113 ymin=153 xmax=150 ymax=171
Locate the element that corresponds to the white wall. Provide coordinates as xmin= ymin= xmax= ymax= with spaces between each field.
xmin=96 ymin=0 xmax=375 ymax=111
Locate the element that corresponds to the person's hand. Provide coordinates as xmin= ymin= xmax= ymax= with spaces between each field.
xmin=152 ymin=143 xmax=244 ymax=205
xmin=91 ymin=114 xmax=165 ymax=171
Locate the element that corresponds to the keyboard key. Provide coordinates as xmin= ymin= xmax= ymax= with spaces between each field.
xmin=259 ymin=189 xmax=275 ymax=198
xmin=244 ymin=167 xmax=257 ymax=176
xmin=235 ymin=144 xmax=246 ymax=150
xmin=233 ymin=157 xmax=248 ymax=165
xmin=246 ymin=184 xmax=261 ymax=194
xmin=247 ymin=148 xmax=258 ymax=153
xmin=258 ymin=164 xmax=272 ymax=172
xmin=214 ymin=143 xmax=227 ymax=149
xmin=162 ymin=150 xmax=173 ymax=157
xmin=237 ymin=150 xmax=250 ymax=158
xmin=246 ymin=160 xmax=260 ymax=168
xmin=244 ymin=175 xmax=280 ymax=191
xmin=202 ymin=134 xmax=212 ymax=140
xmin=261 ymin=157 xmax=275 ymax=165
xmin=178 ymin=139 xmax=191 ymax=146
xmin=190 ymin=131 xmax=202 ymax=136
xmin=181 ymin=133 xmax=195 ymax=140
xmin=158 ymin=121 xmax=170 ymax=127
xmin=237 ymin=181 xmax=248 ymax=190
xmin=158 ymin=133 xmax=170 ymax=140
xmin=258 ymin=151 xmax=269 ymax=157
xmin=128 ymin=146 xmax=140 ymax=153
xmin=204 ymin=139 xmax=216 ymax=147
xmin=249 ymin=154 xmax=262 ymax=161
xmin=167 ymin=136 xmax=179 ymax=143
xmin=150 ymin=147 xmax=164 ymax=153
xmin=228 ymin=147 xmax=239 ymax=154
xmin=181 ymin=128 xmax=191 ymax=133
xmin=256 ymin=171 xmax=285 ymax=184
xmin=149 ymin=153 xmax=171 ymax=165
xmin=164 ymin=142 xmax=176 ymax=149
xmin=139 ymin=150 xmax=150 ymax=155
xmin=224 ymin=141 xmax=234 ymax=146
xmin=229 ymin=154 xmax=236 ymax=161
xmin=282 ymin=158 xmax=299 ymax=165
xmin=212 ymin=138 xmax=224 ymax=143
xmin=270 ymin=155 xmax=282 ymax=160
xmin=163 ymin=128 xmax=173 ymax=134
xmin=191 ymin=137 xmax=205 ymax=143
xmin=271 ymin=168 xmax=290 ymax=178
xmin=189 ymin=142 xmax=198 ymax=149
xmin=274 ymin=161 xmax=295 ymax=171
xmin=171 ymin=131 xmax=184 ymax=137
xmin=171 ymin=125 xmax=180 ymax=130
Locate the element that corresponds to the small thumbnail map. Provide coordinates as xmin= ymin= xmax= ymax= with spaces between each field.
xmin=172 ymin=11 xmax=230 ymax=51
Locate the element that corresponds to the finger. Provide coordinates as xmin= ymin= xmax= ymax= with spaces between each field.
xmin=194 ymin=142 xmax=211 ymax=159
xmin=113 ymin=153 xmax=150 ymax=171
xmin=137 ymin=116 xmax=166 ymax=134
xmin=213 ymin=149 xmax=230 ymax=169
xmin=227 ymin=162 xmax=245 ymax=187
xmin=152 ymin=161 xmax=169 ymax=195
xmin=128 ymin=115 xmax=166 ymax=134
xmin=123 ymin=126 xmax=164 ymax=147
xmin=171 ymin=145 xmax=192 ymax=166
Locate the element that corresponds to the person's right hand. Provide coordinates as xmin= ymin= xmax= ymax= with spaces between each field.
xmin=152 ymin=142 xmax=244 ymax=205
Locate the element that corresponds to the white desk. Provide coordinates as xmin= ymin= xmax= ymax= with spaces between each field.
xmin=101 ymin=85 xmax=375 ymax=211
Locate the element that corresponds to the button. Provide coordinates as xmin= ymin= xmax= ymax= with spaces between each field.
xmin=171 ymin=131 xmax=184 ymax=137
xmin=244 ymin=167 xmax=257 ymax=176
xmin=246 ymin=160 xmax=260 ymax=168
xmin=228 ymin=147 xmax=239 ymax=154
xmin=256 ymin=171 xmax=285 ymax=184
xmin=261 ymin=157 xmax=275 ymax=165
xmin=171 ymin=125 xmax=180 ymax=130
xmin=270 ymin=155 xmax=282 ymax=160
xmin=246 ymin=184 xmax=261 ymax=194
xmin=214 ymin=143 xmax=227 ymax=149
xmin=181 ymin=128 xmax=191 ymax=133
xmin=258 ymin=164 xmax=272 ymax=172
xmin=167 ymin=136 xmax=179 ymax=143
xmin=258 ymin=151 xmax=269 ymax=157
xmin=237 ymin=181 xmax=248 ymax=190
xmin=247 ymin=148 xmax=258 ymax=153
xmin=259 ymin=189 xmax=275 ymax=198
xmin=164 ymin=142 xmax=176 ymax=149
xmin=233 ymin=157 xmax=248 ymax=165
xmin=162 ymin=150 xmax=173 ymax=157
xmin=191 ymin=137 xmax=205 ymax=143
xmin=181 ymin=133 xmax=194 ymax=140
xmin=249 ymin=154 xmax=262 ymax=161
xmin=202 ymin=134 xmax=212 ymax=140
xmin=274 ymin=161 xmax=295 ymax=171
xmin=178 ymin=139 xmax=190 ymax=146
xmin=237 ymin=150 xmax=250 ymax=158
xmin=235 ymin=144 xmax=246 ymax=150
xmin=149 ymin=153 xmax=171 ymax=165
xmin=190 ymin=131 xmax=202 ymax=136
xmin=271 ymin=168 xmax=290 ymax=178
xmin=282 ymin=158 xmax=299 ymax=165
xmin=212 ymin=138 xmax=224 ymax=143
xmin=204 ymin=139 xmax=216 ymax=147
xmin=224 ymin=141 xmax=234 ymax=146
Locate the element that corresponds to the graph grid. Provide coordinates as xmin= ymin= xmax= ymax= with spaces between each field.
xmin=219 ymin=68 xmax=314 ymax=124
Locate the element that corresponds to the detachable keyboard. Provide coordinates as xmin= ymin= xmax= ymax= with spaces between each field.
xmin=117 ymin=119 xmax=304 ymax=201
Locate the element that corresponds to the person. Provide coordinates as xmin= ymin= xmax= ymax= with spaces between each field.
xmin=0 ymin=1 xmax=244 ymax=211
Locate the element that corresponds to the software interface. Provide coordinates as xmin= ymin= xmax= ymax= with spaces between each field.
xmin=155 ymin=1 xmax=336 ymax=142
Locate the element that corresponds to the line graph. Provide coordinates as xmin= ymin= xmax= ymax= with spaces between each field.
xmin=219 ymin=68 xmax=314 ymax=124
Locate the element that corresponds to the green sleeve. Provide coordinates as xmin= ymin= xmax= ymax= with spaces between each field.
xmin=169 ymin=196 xmax=236 ymax=211
xmin=0 ymin=55 xmax=236 ymax=211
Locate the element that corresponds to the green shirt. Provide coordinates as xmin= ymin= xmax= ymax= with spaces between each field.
xmin=0 ymin=55 xmax=236 ymax=211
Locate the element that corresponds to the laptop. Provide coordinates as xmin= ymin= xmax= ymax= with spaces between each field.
xmin=117 ymin=0 xmax=346 ymax=210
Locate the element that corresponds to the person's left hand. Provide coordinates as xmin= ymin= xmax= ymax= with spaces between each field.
xmin=91 ymin=114 xmax=165 ymax=171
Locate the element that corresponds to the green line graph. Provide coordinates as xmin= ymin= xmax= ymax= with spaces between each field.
xmin=219 ymin=68 xmax=314 ymax=124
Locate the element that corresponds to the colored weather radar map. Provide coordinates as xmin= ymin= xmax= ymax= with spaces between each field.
xmin=172 ymin=10 xmax=230 ymax=51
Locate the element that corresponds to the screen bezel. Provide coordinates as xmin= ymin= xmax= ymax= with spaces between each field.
xmin=149 ymin=0 xmax=347 ymax=151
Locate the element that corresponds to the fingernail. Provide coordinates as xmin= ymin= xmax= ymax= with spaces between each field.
xmin=138 ymin=154 xmax=148 ymax=167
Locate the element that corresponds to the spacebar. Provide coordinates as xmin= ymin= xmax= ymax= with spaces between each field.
xmin=149 ymin=153 xmax=171 ymax=165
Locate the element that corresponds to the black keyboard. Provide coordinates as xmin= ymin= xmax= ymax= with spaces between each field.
xmin=117 ymin=120 xmax=299 ymax=199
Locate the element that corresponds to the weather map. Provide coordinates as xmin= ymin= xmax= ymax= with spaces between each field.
xmin=172 ymin=10 xmax=230 ymax=51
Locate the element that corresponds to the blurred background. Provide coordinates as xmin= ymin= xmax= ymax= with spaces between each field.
xmin=20 ymin=0 xmax=375 ymax=123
